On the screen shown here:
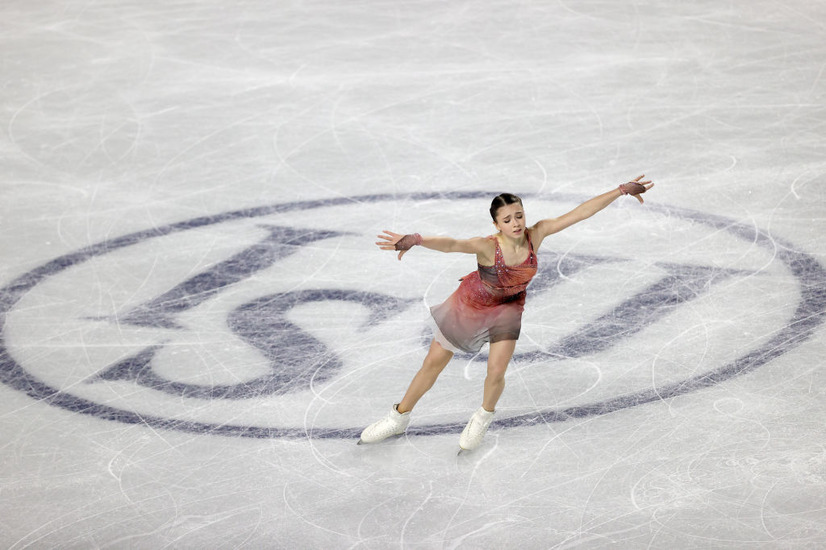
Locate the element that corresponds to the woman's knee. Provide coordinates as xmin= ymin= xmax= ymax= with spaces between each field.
xmin=487 ymin=339 xmax=516 ymax=379
xmin=423 ymin=341 xmax=453 ymax=372
xmin=485 ymin=364 xmax=508 ymax=382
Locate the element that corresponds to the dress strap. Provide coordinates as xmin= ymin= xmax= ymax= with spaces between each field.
xmin=492 ymin=235 xmax=504 ymax=266
xmin=484 ymin=234 xmax=502 ymax=261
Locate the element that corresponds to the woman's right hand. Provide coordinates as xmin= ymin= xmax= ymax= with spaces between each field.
xmin=376 ymin=230 xmax=422 ymax=260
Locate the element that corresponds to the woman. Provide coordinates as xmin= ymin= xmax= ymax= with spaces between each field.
xmin=359 ymin=176 xmax=654 ymax=451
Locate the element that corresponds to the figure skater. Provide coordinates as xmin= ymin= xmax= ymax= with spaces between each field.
xmin=359 ymin=176 xmax=654 ymax=451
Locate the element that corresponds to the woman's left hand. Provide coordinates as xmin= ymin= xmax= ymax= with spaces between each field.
xmin=619 ymin=175 xmax=654 ymax=204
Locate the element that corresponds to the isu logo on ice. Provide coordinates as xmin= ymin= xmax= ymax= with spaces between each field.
xmin=0 ymin=192 xmax=823 ymax=439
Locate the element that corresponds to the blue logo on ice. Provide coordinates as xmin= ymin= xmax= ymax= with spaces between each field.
xmin=0 ymin=192 xmax=824 ymax=439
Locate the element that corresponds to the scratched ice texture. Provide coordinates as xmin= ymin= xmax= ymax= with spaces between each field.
xmin=1 ymin=0 xmax=825 ymax=548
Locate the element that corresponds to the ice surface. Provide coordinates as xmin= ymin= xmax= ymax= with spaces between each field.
xmin=2 ymin=0 xmax=826 ymax=548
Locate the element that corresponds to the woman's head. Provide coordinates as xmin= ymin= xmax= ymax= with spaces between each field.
xmin=490 ymin=193 xmax=526 ymax=239
xmin=489 ymin=193 xmax=523 ymax=222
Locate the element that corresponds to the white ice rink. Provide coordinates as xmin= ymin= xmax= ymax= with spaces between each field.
xmin=2 ymin=0 xmax=826 ymax=548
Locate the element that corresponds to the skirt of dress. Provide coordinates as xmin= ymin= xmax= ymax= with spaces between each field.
xmin=429 ymin=272 xmax=525 ymax=354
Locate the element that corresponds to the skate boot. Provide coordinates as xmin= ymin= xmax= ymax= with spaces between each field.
xmin=358 ymin=404 xmax=410 ymax=444
xmin=459 ymin=407 xmax=495 ymax=452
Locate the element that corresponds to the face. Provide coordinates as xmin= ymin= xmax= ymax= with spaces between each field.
xmin=493 ymin=202 xmax=526 ymax=238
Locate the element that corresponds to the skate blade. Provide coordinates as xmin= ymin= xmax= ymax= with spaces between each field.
xmin=357 ymin=433 xmax=405 ymax=446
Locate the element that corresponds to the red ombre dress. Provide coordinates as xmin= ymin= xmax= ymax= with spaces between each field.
xmin=430 ymin=232 xmax=538 ymax=354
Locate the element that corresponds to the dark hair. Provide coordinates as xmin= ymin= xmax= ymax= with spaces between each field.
xmin=489 ymin=193 xmax=523 ymax=221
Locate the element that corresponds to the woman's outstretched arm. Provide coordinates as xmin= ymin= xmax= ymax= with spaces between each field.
xmin=530 ymin=175 xmax=654 ymax=246
xmin=376 ymin=231 xmax=493 ymax=261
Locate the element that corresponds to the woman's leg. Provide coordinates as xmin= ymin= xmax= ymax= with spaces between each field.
xmin=359 ymin=340 xmax=453 ymax=444
xmin=482 ymin=339 xmax=517 ymax=411
xmin=458 ymin=339 xmax=516 ymax=451
xmin=397 ymin=340 xmax=454 ymax=413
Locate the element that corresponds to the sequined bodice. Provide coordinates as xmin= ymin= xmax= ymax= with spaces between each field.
xmin=475 ymin=233 xmax=538 ymax=301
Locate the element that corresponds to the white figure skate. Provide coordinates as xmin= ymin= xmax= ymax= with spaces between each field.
xmin=358 ymin=404 xmax=410 ymax=445
xmin=458 ymin=407 xmax=495 ymax=453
